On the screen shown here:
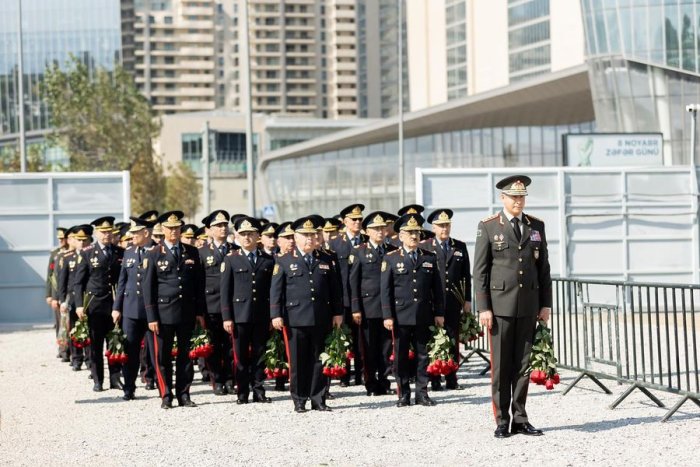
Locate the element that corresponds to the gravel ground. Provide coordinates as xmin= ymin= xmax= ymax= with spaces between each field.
xmin=1 ymin=325 xmax=699 ymax=466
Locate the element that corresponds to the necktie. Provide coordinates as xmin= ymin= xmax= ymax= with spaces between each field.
xmin=352 ymin=237 xmax=359 ymax=247
xmin=172 ymin=245 xmax=180 ymax=262
xmin=137 ymin=247 xmax=142 ymax=263
xmin=377 ymin=246 xmax=384 ymax=258
xmin=409 ymin=251 xmax=417 ymax=266
xmin=104 ymin=246 xmax=111 ymax=261
xmin=304 ymin=254 xmax=313 ymax=267
xmin=248 ymin=251 xmax=256 ymax=266
xmin=512 ymin=217 xmax=522 ymax=242
xmin=219 ymin=244 xmax=227 ymax=258
xmin=442 ymin=241 xmax=449 ymax=254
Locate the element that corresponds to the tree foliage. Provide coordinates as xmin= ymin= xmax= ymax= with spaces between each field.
xmin=164 ymin=162 xmax=201 ymax=220
xmin=42 ymin=56 xmax=165 ymax=213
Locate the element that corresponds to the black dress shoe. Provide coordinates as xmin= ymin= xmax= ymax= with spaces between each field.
xmin=311 ymin=403 xmax=332 ymax=411
xmin=325 ymin=392 xmax=335 ymax=400
xmin=109 ymin=377 xmax=124 ymax=390
xmin=511 ymin=422 xmax=543 ymax=436
xmin=145 ymin=380 xmax=155 ymax=390
xmin=431 ymin=382 xmax=444 ymax=392
xmin=179 ymin=396 xmax=197 ymax=408
xmin=396 ymin=398 xmax=410 ymax=407
xmin=161 ymin=398 xmax=173 ymax=409
xmin=415 ymin=395 xmax=437 ymax=406
xmin=72 ymin=365 xmax=81 ymax=372
xmin=61 ymin=356 xmax=71 ymax=363
xmin=225 ymin=381 xmax=235 ymax=393
xmin=122 ymin=392 xmax=135 ymax=401
xmin=253 ymin=394 xmax=272 ymax=403
xmin=494 ymin=424 xmax=510 ymax=438
xmin=92 ymin=383 xmax=104 ymax=392
xmin=339 ymin=381 xmax=349 ymax=388
xmin=294 ymin=403 xmax=307 ymax=413
xmin=213 ymin=384 xmax=227 ymax=396
xmin=445 ymin=383 xmax=464 ymax=390
xmin=236 ymin=398 xmax=249 ymax=405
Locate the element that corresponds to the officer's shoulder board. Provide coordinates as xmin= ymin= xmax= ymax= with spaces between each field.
xmin=481 ymin=213 xmax=500 ymax=223
xmin=386 ymin=249 xmax=399 ymax=256
xmin=83 ymin=244 xmax=94 ymax=251
xmin=525 ymin=213 xmax=544 ymax=223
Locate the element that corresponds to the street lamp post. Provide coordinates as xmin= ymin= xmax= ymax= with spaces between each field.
xmin=397 ymin=0 xmax=405 ymax=207
xmin=686 ymin=103 xmax=699 ymax=284
xmin=17 ymin=0 xmax=26 ymax=172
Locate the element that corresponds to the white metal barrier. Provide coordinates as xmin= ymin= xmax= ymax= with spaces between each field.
xmin=416 ymin=167 xmax=700 ymax=286
xmin=0 ymin=171 xmax=130 ymax=323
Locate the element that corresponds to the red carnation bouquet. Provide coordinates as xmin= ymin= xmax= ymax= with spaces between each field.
xmin=451 ymin=278 xmax=483 ymax=343
xmin=321 ymin=324 xmax=352 ymax=379
xmin=69 ymin=293 xmax=93 ymax=348
xmin=527 ymin=320 xmax=560 ymax=390
xmin=69 ymin=316 xmax=91 ymax=348
xmin=189 ymin=324 xmax=214 ymax=359
xmin=426 ymin=325 xmax=459 ymax=376
xmin=261 ymin=330 xmax=289 ymax=379
xmin=171 ymin=336 xmax=179 ymax=358
xmin=105 ymin=324 xmax=128 ymax=365
xmin=389 ymin=343 xmax=416 ymax=362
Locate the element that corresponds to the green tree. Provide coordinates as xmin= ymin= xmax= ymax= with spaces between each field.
xmin=42 ymin=56 xmax=165 ymax=213
xmin=164 ymin=162 xmax=201 ymax=220
xmin=0 ymin=143 xmax=53 ymax=172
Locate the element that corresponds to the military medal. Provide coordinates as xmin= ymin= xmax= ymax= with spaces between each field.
xmin=206 ymin=255 xmax=215 ymax=266
xmin=396 ymin=262 xmax=405 ymax=273
xmin=534 ymin=250 xmax=540 ymax=260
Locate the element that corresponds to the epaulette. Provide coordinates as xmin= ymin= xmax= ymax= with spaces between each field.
xmin=386 ymin=250 xmax=399 ymax=256
xmin=482 ymin=213 xmax=499 ymax=223
xmin=525 ymin=214 xmax=543 ymax=223
xmin=145 ymin=245 xmax=156 ymax=251
xmin=83 ymin=245 xmax=95 ymax=251
xmin=418 ymin=247 xmax=435 ymax=256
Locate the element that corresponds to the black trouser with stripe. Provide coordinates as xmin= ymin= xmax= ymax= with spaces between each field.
xmin=393 ymin=325 xmax=430 ymax=401
xmin=122 ymin=316 xmax=150 ymax=395
xmin=490 ymin=314 xmax=537 ymax=426
xmin=68 ymin=305 xmax=85 ymax=367
xmin=205 ymin=313 xmax=233 ymax=386
xmin=287 ymin=326 xmax=325 ymax=407
xmin=360 ymin=317 xmax=392 ymax=392
xmin=232 ymin=321 xmax=268 ymax=400
xmin=87 ymin=312 xmax=121 ymax=385
xmin=151 ymin=321 xmax=195 ymax=402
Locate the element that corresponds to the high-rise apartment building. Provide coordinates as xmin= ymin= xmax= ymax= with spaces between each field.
xmin=134 ymin=0 xmax=358 ymax=118
xmin=0 ymin=0 xmax=134 ymax=148
xmin=133 ymin=0 xmax=218 ymax=114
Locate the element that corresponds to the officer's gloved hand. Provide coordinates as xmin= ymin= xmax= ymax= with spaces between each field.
xmin=434 ymin=316 xmax=444 ymax=327
xmin=479 ymin=310 xmax=493 ymax=330
xmin=383 ymin=318 xmax=393 ymax=331
xmin=272 ymin=317 xmax=284 ymax=330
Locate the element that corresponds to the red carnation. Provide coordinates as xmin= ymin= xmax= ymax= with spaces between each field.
xmin=552 ymin=373 xmax=560 ymax=384
xmin=408 ymin=350 xmax=416 ymax=360
xmin=545 ymin=379 xmax=555 ymax=390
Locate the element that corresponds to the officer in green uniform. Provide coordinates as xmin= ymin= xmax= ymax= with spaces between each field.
xmin=473 ymin=175 xmax=552 ymax=438
xmin=47 ymin=227 xmax=68 ymax=357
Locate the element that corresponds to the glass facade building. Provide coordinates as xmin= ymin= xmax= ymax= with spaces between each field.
xmin=508 ymin=0 xmax=551 ymax=82
xmin=0 ymin=0 xmax=133 ymax=145
xmin=581 ymin=0 xmax=700 ymax=164
xmin=446 ymin=0 xmax=468 ymax=100
xmin=263 ymin=121 xmax=594 ymax=220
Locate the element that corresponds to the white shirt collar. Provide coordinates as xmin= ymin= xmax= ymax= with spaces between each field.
xmin=502 ymin=210 xmax=522 ymax=222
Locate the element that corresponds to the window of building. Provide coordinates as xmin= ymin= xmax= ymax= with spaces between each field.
xmin=164 ymin=16 xmax=173 ymax=24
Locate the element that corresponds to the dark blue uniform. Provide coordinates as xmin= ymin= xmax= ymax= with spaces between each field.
xmin=113 ymin=241 xmax=155 ymax=397
xmin=420 ymin=237 xmax=471 ymax=389
xmin=328 ymin=233 xmax=367 ymax=385
xmin=380 ymin=248 xmax=444 ymax=403
xmin=270 ymin=249 xmax=343 ymax=409
xmin=220 ymin=248 xmax=275 ymax=402
xmin=198 ymin=241 xmax=237 ymax=390
xmin=142 ymin=242 xmax=204 ymax=405
xmin=74 ymin=243 xmax=124 ymax=387
xmin=57 ymin=249 xmax=86 ymax=369
xmin=349 ymin=242 xmax=397 ymax=394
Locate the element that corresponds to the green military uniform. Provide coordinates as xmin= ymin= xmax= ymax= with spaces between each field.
xmin=473 ymin=175 xmax=552 ymax=436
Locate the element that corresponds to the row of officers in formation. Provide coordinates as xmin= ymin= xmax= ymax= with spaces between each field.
xmin=45 ymin=175 xmax=552 ymax=439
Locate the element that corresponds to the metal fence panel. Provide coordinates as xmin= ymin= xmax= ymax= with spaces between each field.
xmin=0 ymin=172 xmax=130 ymax=323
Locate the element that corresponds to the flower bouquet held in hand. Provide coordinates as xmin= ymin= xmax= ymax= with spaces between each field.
xmin=261 ymin=330 xmax=289 ymax=379
xmin=451 ymin=278 xmax=482 ymax=344
xmin=171 ymin=336 xmax=179 ymax=358
xmin=527 ymin=320 xmax=560 ymax=390
xmin=321 ymin=324 xmax=352 ymax=379
xmin=188 ymin=324 xmax=214 ymax=360
xmin=70 ymin=293 xmax=93 ymax=348
xmin=426 ymin=326 xmax=459 ymax=376
xmin=105 ymin=324 xmax=128 ymax=365
xmin=389 ymin=343 xmax=416 ymax=362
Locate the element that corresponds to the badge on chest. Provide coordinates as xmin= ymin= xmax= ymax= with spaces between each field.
xmin=206 ymin=255 xmax=215 ymax=266
xmin=157 ymin=259 xmax=169 ymax=271
xmin=90 ymin=256 xmax=100 ymax=268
